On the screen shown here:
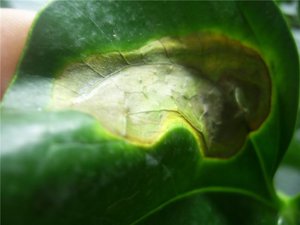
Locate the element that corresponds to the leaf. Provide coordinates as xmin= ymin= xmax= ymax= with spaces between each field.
xmin=0 ymin=0 xmax=10 ymax=8
xmin=139 ymin=191 xmax=279 ymax=225
xmin=274 ymin=0 xmax=300 ymax=200
xmin=1 ymin=1 xmax=299 ymax=224
xmin=275 ymin=97 xmax=300 ymax=196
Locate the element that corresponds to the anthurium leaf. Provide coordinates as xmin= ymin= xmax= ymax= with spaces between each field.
xmin=275 ymin=98 xmax=300 ymax=196
xmin=1 ymin=109 xmax=274 ymax=225
xmin=139 ymin=191 xmax=279 ymax=225
xmin=1 ymin=1 xmax=299 ymax=225
xmin=280 ymin=100 xmax=300 ymax=170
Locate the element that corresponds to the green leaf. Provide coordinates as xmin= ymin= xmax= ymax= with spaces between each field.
xmin=0 ymin=0 xmax=10 ymax=8
xmin=275 ymin=97 xmax=300 ymax=196
xmin=282 ymin=98 xmax=300 ymax=170
xmin=1 ymin=1 xmax=299 ymax=224
xmin=139 ymin=191 xmax=279 ymax=225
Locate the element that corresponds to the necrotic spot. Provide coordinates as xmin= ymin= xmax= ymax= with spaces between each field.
xmin=50 ymin=33 xmax=271 ymax=158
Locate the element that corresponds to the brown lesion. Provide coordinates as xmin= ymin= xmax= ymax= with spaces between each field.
xmin=50 ymin=33 xmax=271 ymax=158
xmin=162 ymin=34 xmax=271 ymax=157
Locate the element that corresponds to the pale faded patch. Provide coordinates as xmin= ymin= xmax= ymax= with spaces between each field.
xmin=50 ymin=33 xmax=270 ymax=158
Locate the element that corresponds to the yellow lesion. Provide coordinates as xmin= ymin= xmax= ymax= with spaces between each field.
xmin=50 ymin=33 xmax=271 ymax=158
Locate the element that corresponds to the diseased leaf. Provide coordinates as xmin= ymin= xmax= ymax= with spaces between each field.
xmin=1 ymin=1 xmax=299 ymax=224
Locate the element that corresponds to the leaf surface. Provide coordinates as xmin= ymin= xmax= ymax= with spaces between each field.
xmin=1 ymin=1 xmax=299 ymax=224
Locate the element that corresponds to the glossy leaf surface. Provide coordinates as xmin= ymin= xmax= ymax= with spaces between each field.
xmin=1 ymin=1 xmax=299 ymax=224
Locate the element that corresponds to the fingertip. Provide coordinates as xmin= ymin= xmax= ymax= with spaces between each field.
xmin=1 ymin=9 xmax=36 ymax=98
